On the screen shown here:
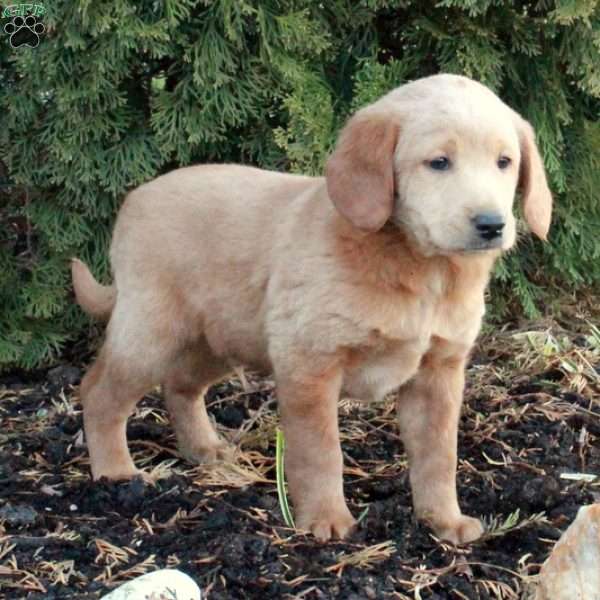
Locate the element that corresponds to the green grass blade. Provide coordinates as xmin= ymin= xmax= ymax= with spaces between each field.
xmin=275 ymin=428 xmax=295 ymax=529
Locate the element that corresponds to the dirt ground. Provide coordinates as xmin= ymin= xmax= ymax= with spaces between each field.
xmin=1 ymin=320 xmax=599 ymax=599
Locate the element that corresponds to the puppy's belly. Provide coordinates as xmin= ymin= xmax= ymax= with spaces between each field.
xmin=342 ymin=348 xmax=423 ymax=402
xmin=206 ymin=327 xmax=272 ymax=374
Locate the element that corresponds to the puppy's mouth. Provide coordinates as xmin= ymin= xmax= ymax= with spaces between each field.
xmin=460 ymin=238 xmax=504 ymax=253
xmin=440 ymin=237 xmax=505 ymax=256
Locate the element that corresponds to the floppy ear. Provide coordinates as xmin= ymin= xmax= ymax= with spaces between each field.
xmin=325 ymin=111 xmax=399 ymax=232
xmin=516 ymin=118 xmax=553 ymax=240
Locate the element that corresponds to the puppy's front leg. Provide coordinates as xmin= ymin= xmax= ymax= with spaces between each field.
xmin=276 ymin=363 xmax=356 ymax=541
xmin=396 ymin=355 xmax=483 ymax=544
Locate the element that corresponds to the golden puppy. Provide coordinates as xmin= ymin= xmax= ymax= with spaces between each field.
xmin=72 ymin=74 xmax=552 ymax=544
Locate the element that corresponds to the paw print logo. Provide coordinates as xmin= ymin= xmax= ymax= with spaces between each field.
xmin=4 ymin=14 xmax=45 ymax=48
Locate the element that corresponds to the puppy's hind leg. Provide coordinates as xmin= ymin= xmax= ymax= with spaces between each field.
xmin=80 ymin=347 xmax=154 ymax=481
xmin=80 ymin=300 xmax=178 ymax=482
xmin=163 ymin=341 xmax=233 ymax=464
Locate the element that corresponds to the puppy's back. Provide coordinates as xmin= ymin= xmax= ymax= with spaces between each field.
xmin=111 ymin=165 xmax=314 ymax=272
xmin=107 ymin=165 xmax=318 ymax=365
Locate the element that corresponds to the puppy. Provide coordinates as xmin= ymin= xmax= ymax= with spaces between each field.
xmin=72 ymin=74 xmax=552 ymax=544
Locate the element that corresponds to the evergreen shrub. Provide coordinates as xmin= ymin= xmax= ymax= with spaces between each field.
xmin=1 ymin=0 xmax=599 ymax=369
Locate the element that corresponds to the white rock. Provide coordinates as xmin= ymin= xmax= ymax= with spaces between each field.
xmin=536 ymin=503 xmax=600 ymax=600
xmin=101 ymin=569 xmax=201 ymax=600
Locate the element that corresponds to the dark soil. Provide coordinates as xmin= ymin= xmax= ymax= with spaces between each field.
xmin=0 ymin=325 xmax=599 ymax=599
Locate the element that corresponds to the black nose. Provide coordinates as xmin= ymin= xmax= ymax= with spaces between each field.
xmin=473 ymin=213 xmax=505 ymax=241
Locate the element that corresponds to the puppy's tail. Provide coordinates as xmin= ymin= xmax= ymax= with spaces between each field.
xmin=71 ymin=258 xmax=116 ymax=321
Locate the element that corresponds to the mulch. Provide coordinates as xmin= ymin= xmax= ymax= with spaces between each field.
xmin=0 ymin=321 xmax=599 ymax=599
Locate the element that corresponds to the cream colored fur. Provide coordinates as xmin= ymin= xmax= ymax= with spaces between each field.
xmin=72 ymin=74 xmax=552 ymax=544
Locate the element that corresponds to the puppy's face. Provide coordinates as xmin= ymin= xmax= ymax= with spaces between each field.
xmin=326 ymin=75 xmax=553 ymax=251
xmin=393 ymin=105 xmax=520 ymax=255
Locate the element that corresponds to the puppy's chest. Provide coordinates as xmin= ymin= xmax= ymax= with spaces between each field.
xmin=342 ymin=295 xmax=483 ymax=402
xmin=342 ymin=338 xmax=425 ymax=402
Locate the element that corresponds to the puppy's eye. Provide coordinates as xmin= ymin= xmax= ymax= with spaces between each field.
xmin=497 ymin=156 xmax=511 ymax=169
xmin=428 ymin=157 xmax=450 ymax=171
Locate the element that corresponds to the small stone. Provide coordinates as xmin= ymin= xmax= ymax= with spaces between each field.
xmin=116 ymin=476 xmax=148 ymax=512
xmin=217 ymin=405 xmax=245 ymax=428
xmin=369 ymin=479 xmax=396 ymax=500
xmin=256 ymin=494 xmax=277 ymax=511
xmin=47 ymin=365 xmax=81 ymax=389
xmin=0 ymin=503 xmax=38 ymax=527
xmin=536 ymin=503 xmax=600 ymax=600
xmin=100 ymin=569 xmax=201 ymax=599
xmin=520 ymin=476 xmax=561 ymax=510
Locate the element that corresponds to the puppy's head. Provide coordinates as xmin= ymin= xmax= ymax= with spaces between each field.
xmin=325 ymin=74 xmax=553 ymax=255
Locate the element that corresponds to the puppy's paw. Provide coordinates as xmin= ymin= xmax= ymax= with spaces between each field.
xmin=297 ymin=503 xmax=357 ymax=541
xmin=92 ymin=464 xmax=146 ymax=483
xmin=435 ymin=514 xmax=484 ymax=545
xmin=179 ymin=438 xmax=234 ymax=465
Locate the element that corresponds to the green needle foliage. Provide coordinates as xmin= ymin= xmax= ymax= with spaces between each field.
xmin=1 ymin=0 xmax=599 ymax=370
